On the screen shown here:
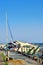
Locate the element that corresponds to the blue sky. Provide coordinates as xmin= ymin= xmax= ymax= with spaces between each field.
xmin=0 ymin=0 xmax=43 ymax=43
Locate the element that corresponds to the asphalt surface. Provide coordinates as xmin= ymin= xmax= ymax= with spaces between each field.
xmin=8 ymin=51 xmax=42 ymax=65
xmin=0 ymin=50 xmax=42 ymax=65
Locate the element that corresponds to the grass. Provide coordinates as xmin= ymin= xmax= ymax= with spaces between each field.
xmin=1 ymin=53 xmax=8 ymax=65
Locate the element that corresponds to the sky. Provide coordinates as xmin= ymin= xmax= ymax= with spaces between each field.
xmin=0 ymin=0 xmax=43 ymax=43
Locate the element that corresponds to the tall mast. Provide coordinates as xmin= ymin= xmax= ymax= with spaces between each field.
xmin=8 ymin=22 xmax=13 ymax=42
xmin=6 ymin=13 xmax=13 ymax=43
xmin=6 ymin=13 xmax=8 ymax=43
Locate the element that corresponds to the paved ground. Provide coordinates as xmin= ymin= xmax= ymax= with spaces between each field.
xmin=0 ymin=50 xmax=42 ymax=65
xmin=8 ymin=51 xmax=41 ymax=65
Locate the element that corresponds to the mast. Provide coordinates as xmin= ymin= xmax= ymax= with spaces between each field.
xmin=6 ymin=13 xmax=8 ymax=43
xmin=7 ymin=21 xmax=13 ymax=42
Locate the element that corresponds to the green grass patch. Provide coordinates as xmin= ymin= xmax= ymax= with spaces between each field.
xmin=1 ymin=53 xmax=8 ymax=65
